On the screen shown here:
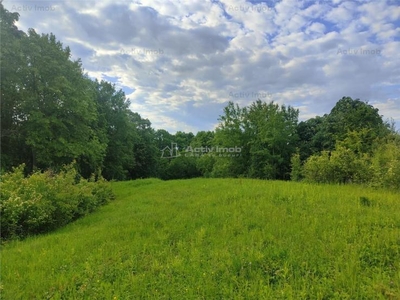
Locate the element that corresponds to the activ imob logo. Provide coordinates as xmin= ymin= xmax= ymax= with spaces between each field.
xmin=184 ymin=146 xmax=242 ymax=154
xmin=160 ymin=143 xmax=242 ymax=158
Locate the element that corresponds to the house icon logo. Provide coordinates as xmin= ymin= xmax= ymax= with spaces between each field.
xmin=160 ymin=142 xmax=181 ymax=158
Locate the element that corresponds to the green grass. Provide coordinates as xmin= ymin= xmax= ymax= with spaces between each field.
xmin=1 ymin=178 xmax=400 ymax=299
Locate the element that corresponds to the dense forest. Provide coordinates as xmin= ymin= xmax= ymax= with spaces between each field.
xmin=1 ymin=3 xmax=399 ymax=189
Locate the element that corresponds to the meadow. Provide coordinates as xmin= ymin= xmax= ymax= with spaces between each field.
xmin=1 ymin=178 xmax=399 ymax=299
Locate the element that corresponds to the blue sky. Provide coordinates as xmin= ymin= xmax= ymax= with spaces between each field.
xmin=5 ymin=0 xmax=400 ymax=133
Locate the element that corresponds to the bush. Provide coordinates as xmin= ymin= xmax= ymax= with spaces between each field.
xmin=302 ymin=151 xmax=332 ymax=183
xmin=290 ymin=153 xmax=302 ymax=181
xmin=0 ymin=163 xmax=114 ymax=240
xmin=302 ymin=138 xmax=399 ymax=190
xmin=161 ymin=156 xmax=201 ymax=180
xmin=302 ymin=147 xmax=371 ymax=184
xmin=196 ymin=154 xmax=216 ymax=178
xmin=370 ymin=140 xmax=400 ymax=190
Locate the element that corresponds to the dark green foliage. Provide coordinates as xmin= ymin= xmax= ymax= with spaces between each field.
xmin=160 ymin=156 xmax=201 ymax=180
xmin=359 ymin=196 xmax=374 ymax=207
xmin=92 ymin=80 xmax=136 ymax=180
xmin=0 ymin=7 xmax=28 ymax=171
xmin=294 ymin=97 xmax=398 ymax=188
xmin=296 ymin=97 xmax=391 ymax=163
xmin=326 ymin=97 xmax=390 ymax=146
xmin=212 ymin=102 xmax=249 ymax=178
xmin=155 ymin=129 xmax=175 ymax=150
xmin=211 ymin=100 xmax=299 ymax=179
xmin=300 ymin=131 xmax=400 ymax=189
xmin=1 ymin=4 xmax=106 ymax=175
xmin=0 ymin=163 xmax=114 ymax=240
xmin=190 ymin=131 xmax=215 ymax=148
xmin=296 ymin=116 xmax=330 ymax=161
xmin=1 ymin=3 xmax=399 ymax=190
xmin=175 ymin=131 xmax=194 ymax=150
xmin=245 ymin=100 xmax=299 ymax=179
xmin=290 ymin=153 xmax=302 ymax=181
xmin=369 ymin=135 xmax=400 ymax=190
xmin=196 ymin=154 xmax=216 ymax=177
xmin=128 ymin=112 xmax=159 ymax=179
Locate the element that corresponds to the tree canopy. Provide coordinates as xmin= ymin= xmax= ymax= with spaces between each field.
xmin=1 ymin=3 xmax=398 ymax=189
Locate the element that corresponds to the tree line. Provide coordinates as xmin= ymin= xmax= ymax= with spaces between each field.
xmin=1 ymin=4 xmax=399 ymax=189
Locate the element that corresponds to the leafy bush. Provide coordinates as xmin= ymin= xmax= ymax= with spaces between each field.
xmin=196 ymin=154 xmax=216 ymax=178
xmin=301 ymin=138 xmax=399 ymax=190
xmin=161 ymin=156 xmax=201 ymax=180
xmin=0 ymin=163 xmax=114 ymax=240
xmin=290 ymin=153 xmax=302 ymax=181
xmin=302 ymin=151 xmax=332 ymax=183
xmin=370 ymin=139 xmax=400 ymax=190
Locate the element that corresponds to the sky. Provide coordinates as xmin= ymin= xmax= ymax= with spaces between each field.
xmin=4 ymin=0 xmax=400 ymax=134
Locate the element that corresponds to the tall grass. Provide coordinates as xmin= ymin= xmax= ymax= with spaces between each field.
xmin=1 ymin=178 xmax=399 ymax=299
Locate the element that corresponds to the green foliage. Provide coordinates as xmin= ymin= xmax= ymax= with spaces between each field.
xmin=91 ymin=80 xmax=136 ymax=180
xmin=296 ymin=116 xmax=329 ymax=161
xmin=212 ymin=100 xmax=299 ymax=180
xmin=0 ymin=4 xmax=161 ymax=181
xmin=326 ymin=97 xmax=390 ymax=145
xmin=359 ymin=196 xmax=375 ymax=207
xmin=245 ymin=100 xmax=299 ymax=179
xmin=154 ymin=129 xmax=174 ymax=152
xmin=210 ymin=157 xmax=239 ymax=178
xmin=196 ymin=154 xmax=216 ymax=177
xmin=128 ymin=112 xmax=159 ymax=179
xmin=302 ymin=147 xmax=371 ymax=184
xmin=0 ymin=163 xmax=114 ymax=240
xmin=370 ymin=138 xmax=400 ymax=190
xmin=296 ymin=97 xmax=391 ymax=163
xmin=1 ymin=3 xmax=398 ymax=191
xmin=190 ymin=131 xmax=215 ymax=149
xmin=302 ymin=133 xmax=399 ymax=189
xmin=290 ymin=153 xmax=302 ymax=181
xmin=174 ymin=131 xmax=194 ymax=149
xmin=213 ymin=102 xmax=248 ymax=178
xmin=302 ymin=151 xmax=332 ymax=183
xmin=0 ymin=5 xmax=28 ymax=171
xmin=1 ymin=4 xmax=107 ymax=174
xmin=160 ymin=156 xmax=201 ymax=180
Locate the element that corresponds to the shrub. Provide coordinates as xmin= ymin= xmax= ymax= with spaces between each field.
xmin=290 ymin=153 xmax=302 ymax=181
xmin=369 ymin=140 xmax=400 ymax=190
xmin=302 ymin=137 xmax=399 ymax=190
xmin=0 ymin=163 xmax=114 ymax=240
xmin=302 ymin=151 xmax=332 ymax=183
xmin=161 ymin=156 xmax=201 ymax=180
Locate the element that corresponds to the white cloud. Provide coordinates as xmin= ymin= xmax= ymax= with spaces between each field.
xmin=5 ymin=0 xmax=400 ymax=133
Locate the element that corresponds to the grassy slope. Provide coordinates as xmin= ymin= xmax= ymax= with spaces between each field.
xmin=1 ymin=178 xmax=400 ymax=299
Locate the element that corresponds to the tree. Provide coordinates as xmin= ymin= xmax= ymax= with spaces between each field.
xmin=0 ymin=4 xmax=28 ymax=171
xmin=190 ymin=131 xmax=215 ymax=148
xmin=128 ymin=112 xmax=159 ymax=179
xmin=174 ymin=131 xmax=194 ymax=150
xmin=244 ymin=100 xmax=299 ymax=179
xmin=325 ymin=97 xmax=390 ymax=148
xmin=155 ymin=129 xmax=174 ymax=150
xmin=161 ymin=156 xmax=201 ymax=180
xmin=92 ymin=80 xmax=136 ymax=180
xmin=1 ymin=4 xmax=107 ymax=175
xmin=212 ymin=102 xmax=248 ymax=178
xmin=296 ymin=116 xmax=330 ymax=161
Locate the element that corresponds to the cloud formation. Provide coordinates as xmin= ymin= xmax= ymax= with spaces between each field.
xmin=6 ymin=0 xmax=400 ymax=133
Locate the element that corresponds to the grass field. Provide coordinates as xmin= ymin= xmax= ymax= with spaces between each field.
xmin=1 ymin=178 xmax=400 ymax=299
